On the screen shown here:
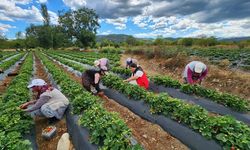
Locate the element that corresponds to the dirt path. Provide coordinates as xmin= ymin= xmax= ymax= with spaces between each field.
xmin=0 ymin=63 xmax=21 ymax=94
xmin=34 ymin=55 xmax=72 ymax=150
xmin=121 ymin=54 xmax=250 ymax=100
xmin=49 ymin=56 xmax=188 ymax=150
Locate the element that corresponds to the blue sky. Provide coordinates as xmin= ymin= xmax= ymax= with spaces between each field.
xmin=1 ymin=0 xmax=250 ymax=39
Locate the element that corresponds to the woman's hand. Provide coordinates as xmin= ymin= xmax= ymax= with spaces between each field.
xmin=19 ymin=102 xmax=29 ymax=109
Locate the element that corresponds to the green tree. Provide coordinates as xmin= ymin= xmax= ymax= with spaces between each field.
xmin=154 ymin=37 xmax=164 ymax=45
xmin=52 ymin=26 xmax=72 ymax=48
xmin=126 ymin=36 xmax=137 ymax=46
xmin=100 ymin=39 xmax=112 ymax=48
xmin=58 ymin=7 xmax=100 ymax=48
xmin=0 ymin=35 xmax=7 ymax=49
xmin=25 ymin=25 xmax=52 ymax=48
xmin=177 ymin=38 xmax=193 ymax=46
xmin=41 ymin=4 xmax=50 ymax=26
xmin=25 ymin=24 xmax=39 ymax=48
xmin=24 ymin=4 xmax=53 ymax=49
xmin=193 ymin=37 xmax=218 ymax=46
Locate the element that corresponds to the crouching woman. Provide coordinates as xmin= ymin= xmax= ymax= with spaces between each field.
xmin=19 ymin=79 xmax=69 ymax=121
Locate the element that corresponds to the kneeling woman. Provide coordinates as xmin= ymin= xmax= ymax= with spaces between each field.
xmin=124 ymin=63 xmax=149 ymax=89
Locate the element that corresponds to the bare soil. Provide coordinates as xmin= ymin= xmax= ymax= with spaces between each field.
xmin=121 ymin=54 xmax=250 ymax=100
xmin=50 ymin=57 xmax=188 ymax=150
xmin=34 ymin=55 xmax=73 ymax=150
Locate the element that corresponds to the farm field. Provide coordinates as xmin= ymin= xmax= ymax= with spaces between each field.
xmin=1 ymin=49 xmax=249 ymax=150
xmin=1 ymin=0 xmax=250 ymax=149
xmin=124 ymin=47 xmax=250 ymax=99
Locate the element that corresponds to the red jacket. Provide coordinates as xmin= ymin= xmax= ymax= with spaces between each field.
xmin=133 ymin=67 xmax=149 ymax=89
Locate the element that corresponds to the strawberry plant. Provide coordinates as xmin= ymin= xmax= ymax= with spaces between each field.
xmin=0 ymin=53 xmax=25 ymax=72
xmin=0 ymin=52 xmax=18 ymax=62
xmin=111 ymin=67 xmax=131 ymax=76
xmin=102 ymin=75 xmax=146 ymax=100
xmin=180 ymin=84 xmax=249 ymax=112
xmin=151 ymin=75 xmax=181 ymax=88
xmin=0 ymin=53 xmax=33 ymax=149
xmin=43 ymin=50 xmax=250 ymax=149
xmin=38 ymin=52 xmax=142 ymax=149
xmin=102 ymin=73 xmax=250 ymax=149
xmin=151 ymin=75 xmax=250 ymax=112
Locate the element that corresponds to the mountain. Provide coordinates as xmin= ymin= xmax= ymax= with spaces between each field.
xmin=218 ymin=36 xmax=250 ymax=42
xmin=96 ymin=34 xmax=154 ymax=43
xmin=96 ymin=34 xmax=131 ymax=43
xmin=96 ymin=34 xmax=250 ymax=43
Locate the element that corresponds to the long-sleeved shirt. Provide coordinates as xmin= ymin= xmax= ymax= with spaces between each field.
xmin=183 ymin=61 xmax=208 ymax=84
xmin=26 ymin=95 xmax=50 ymax=112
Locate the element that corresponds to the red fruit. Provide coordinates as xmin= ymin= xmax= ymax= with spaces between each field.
xmin=231 ymin=146 xmax=235 ymax=150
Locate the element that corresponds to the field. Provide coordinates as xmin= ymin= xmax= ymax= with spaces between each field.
xmin=0 ymin=49 xmax=250 ymax=150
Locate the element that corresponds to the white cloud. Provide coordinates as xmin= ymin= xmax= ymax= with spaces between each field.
xmin=129 ymin=0 xmax=149 ymax=6
xmin=134 ymin=27 xmax=176 ymax=38
xmin=13 ymin=0 xmax=32 ymax=5
xmin=0 ymin=13 xmax=14 ymax=21
xmin=0 ymin=23 xmax=15 ymax=32
xmin=98 ymin=30 xmax=112 ymax=35
xmin=149 ymin=17 xmax=168 ymax=30
xmin=39 ymin=0 xmax=47 ymax=3
xmin=132 ymin=15 xmax=250 ymax=38
xmin=48 ymin=11 xmax=58 ymax=25
xmin=105 ymin=17 xmax=128 ymax=30
xmin=0 ymin=32 xmax=5 ymax=37
xmin=0 ymin=0 xmax=43 ymax=23
xmin=183 ymin=19 xmax=250 ymax=38
xmin=172 ymin=18 xmax=196 ymax=30
xmin=63 ymin=0 xmax=86 ymax=10
xmin=132 ymin=15 xmax=149 ymax=28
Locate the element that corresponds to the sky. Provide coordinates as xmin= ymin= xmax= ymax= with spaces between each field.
xmin=0 ymin=0 xmax=250 ymax=39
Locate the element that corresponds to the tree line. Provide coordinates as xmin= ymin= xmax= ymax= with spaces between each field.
xmin=0 ymin=4 xmax=99 ymax=50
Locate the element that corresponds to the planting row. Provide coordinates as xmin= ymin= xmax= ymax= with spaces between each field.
xmin=50 ymin=50 xmax=120 ymax=62
xmin=51 ymin=53 xmax=250 ymax=125
xmin=46 ymin=51 xmax=250 ymax=149
xmin=37 ymin=52 xmax=142 ymax=149
xmin=49 ymin=51 xmax=250 ymax=112
xmin=0 ymin=53 xmax=34 ymax=149
xmin=0 ymin=52 xmax=18 ymax=62
xmin=102 ymin=74 xmax=250 ymax=150
xmin=0 ymin=53 xmax=25 ymax=72
xmin=110 ymin=66 xmax=250 ymax=112
xmin=50 ymin=50 xmax=120 ymax=63
xmin=47 ymin=52 xmax=250 ymax=121
xmin=50 ymin=51 xmax=120 ymax=67
xmin=151 ymin=75 xmax=250 ymax=112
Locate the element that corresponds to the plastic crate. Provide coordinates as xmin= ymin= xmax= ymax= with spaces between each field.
xmin=42 ymin=126 xmax=57 ymax=139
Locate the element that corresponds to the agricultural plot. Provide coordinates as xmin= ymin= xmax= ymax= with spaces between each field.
xmin=0 ymin=52 xmax=19 ymax=62
xmin=43 ymin=51 xmax=188 ymax=149
xmin=43 ymin=50 xmax=250 ymax=150
xmin=188 ymin=48 xmax=250 ymax=70
xmin=0 ymin=53 xmax=34 ymax=149
xmin=0 ymin=50 xmax=250 ymax=150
